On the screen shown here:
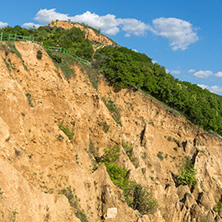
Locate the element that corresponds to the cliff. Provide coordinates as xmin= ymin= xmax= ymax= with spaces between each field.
xmin=0 ymin=40 xmax=222 ymax=222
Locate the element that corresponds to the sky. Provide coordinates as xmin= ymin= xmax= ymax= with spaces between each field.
xmin=1 ymin=0 xmax=222 ymax=95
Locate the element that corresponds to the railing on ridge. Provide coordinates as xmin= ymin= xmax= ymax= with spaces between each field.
xmin=44 ymin=45 xmax=91 ymax=66
xmin=0 ymin=32 xmax=91 ymax=66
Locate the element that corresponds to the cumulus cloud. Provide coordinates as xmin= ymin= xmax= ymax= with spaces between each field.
xmin=118 ymin=18 xmax=149 ymax=36
xmin=198 ymin=84 xmax=222 ymax=94
xmin=34 ymin=9 xmax=148 ymax=36
xmin=0 ymin=21 xmax=8 ymax=27
xmin=22 ymin=23 xmax=40 ymax=28
xmin=150 ymin=17 xmax=199 ymax=50
xmin=215 ymin=71 xmax=222 ymax=77
xmin=193 ymin=70 xmax=212 ymax=78
xmin=188 ymin=69 xmax=195 ymax=73
xmin=35 ymin=8 xmax=69 ymax=24
xmin=71 ymin=11 xmax=120 ymax=35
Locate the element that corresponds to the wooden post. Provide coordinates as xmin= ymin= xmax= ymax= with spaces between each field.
xmin=14 ymin=34 xmax=17 ymax=41
xmin=0 ymin=33 xmax=3 ymax=41
xmin=8 ymin=33 xmax=11 ymax=41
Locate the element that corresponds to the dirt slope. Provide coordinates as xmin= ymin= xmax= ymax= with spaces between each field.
xmin=0 ymin=41 xmax=222 ymax=222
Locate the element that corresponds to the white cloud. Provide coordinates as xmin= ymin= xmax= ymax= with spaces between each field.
xmin=171 ymin=70 xmax=181 ymax=74
xmin=0 ymin=21 xmax=8 ymax=27
xmin=71 ymin=11 xmax=120 ymax=35
xmin=215 ymin=71 xmax=222 ymax=77
xmin=150 ymin=17 xmax=199 ymax=50
xmin=198 ymin=84 xmax=222 ymax=94
xmin=193 ymin=70 xmax=212 ymax=78
xmin=22 ymin=23 xmax=40 ymax=28
xmin=35 ymin=8 xmax=69 ymax=24
xmin=34 ymin=9 xmax=149 ymax=36
xmin=118 ymin=18 xmax=149 ymax=36
xmin=188 ymin=69 xmax=195 ymax=73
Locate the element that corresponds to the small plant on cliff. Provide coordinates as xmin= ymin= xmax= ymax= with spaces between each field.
xmin=58 ymin=122 xmax=74 ymax=141
xmin=25 ymin=92 xmax=34 ymax=107
xmin=213 ymin=201 xmax=222 ymax=212
xmin=102 ymin=97 xmax=122 ymax=126
xmin=36 ymin=50 xmax=42 ymax=60
xmin=177 ymin=156 xmax=197 ymax=189
xmin=102 ymin=121 xmax=110 ymax=133
xmin=122 ymin=141 xmax=139 ymax=168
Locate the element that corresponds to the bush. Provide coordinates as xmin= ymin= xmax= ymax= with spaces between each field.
xmin=177 ymin=156 xmax=197 ymax=189
xmin=36 ymin=50 xmax=42 ymax=60
xmin=213 ymin=201 xmax=222 ymax=212
xmin=58 ymin=122 xmax=74 ymax=141
xmin=99 ymin=145 xmax=158 ymax=215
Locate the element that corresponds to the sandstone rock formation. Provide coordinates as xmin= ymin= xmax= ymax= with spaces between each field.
xmin=0 ymin=40 xmax=222 ymax=221
xmin=49 ymin=20 xmax=114 ymax=46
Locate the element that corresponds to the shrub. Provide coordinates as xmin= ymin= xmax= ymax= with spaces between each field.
xmin=103 ymin=145 xmax=120 ymax=163
xmin=36 ymin=50 xmax=42 ymax=60
xmin=58 ymin=122 xmax=74 ymax=141
xmin=122 ymin=141 xmax=139 ymax=168
xmin=102 ymin=122 xmax=110 ymax=133
xmin=213 ymin=201 xmax=222 ymax=212
xmin=177 ymin=156 xmax=197 ymax=189
xmin=157 ymin=151 xmax=164 ymax=160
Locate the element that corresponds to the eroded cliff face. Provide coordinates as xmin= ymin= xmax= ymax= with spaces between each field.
xmin=0 ymin=41 xmax=222 ymax=222
xmin=49 ymin=20 xmax=114 ymax=46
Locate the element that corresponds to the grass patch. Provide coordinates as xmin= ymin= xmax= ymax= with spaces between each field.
xmin=47 ymin=51 xmax=76 ymax=80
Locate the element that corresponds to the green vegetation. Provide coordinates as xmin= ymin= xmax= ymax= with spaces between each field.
xmin=25 ymin=92 xmax=34 ymax=107
xmin=95 ymin=46 xmax=222 ymax=136
xmin=47 ymin=51 xmax=76 ymax=80
xmin=157 ymin=152 xmax=164 ymax=160
xmin=122 ymin=141 xmax=139 ymax=168
xmin=60 ymin=187 xmax=88 ymax=222
xmin=98 ymin=145 xmax=158 ymax=215
xmin=102 ymin=121 xmax=110 ymax=133
xmin=58 ymin=122 xmax=74 ymax=141
xmin=213 ymin=201 xmax=222 ymax=212
xmin=177 ymin=156 xmax=197 ymax=189
xmin=0 ymin=25 xmax=94 ymax=60
xmin=36 ymin=50 xmax=42 ymax=60
xmin=102 ymin=97 xmax=122 ymax=126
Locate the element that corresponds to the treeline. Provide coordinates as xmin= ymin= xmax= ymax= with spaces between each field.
xmin=95 ymin=46 xmax=222 ymax=136
xmin=0 ymin=25 xmax=94 ymax=59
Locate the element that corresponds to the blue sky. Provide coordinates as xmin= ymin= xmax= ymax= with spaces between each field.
xmin=1 ymin=0 xmax=222 ymax=95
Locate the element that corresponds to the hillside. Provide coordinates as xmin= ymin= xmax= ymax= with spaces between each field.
xmin=0 ymin=25 xmax=222 ymax=222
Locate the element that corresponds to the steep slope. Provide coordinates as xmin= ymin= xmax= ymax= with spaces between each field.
xmin=0 ymin=41 xmax=222 ymax=222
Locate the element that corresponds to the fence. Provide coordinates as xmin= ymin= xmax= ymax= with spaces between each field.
xmin=0 ymin=33 xmax=34 ymax=41
xmin=44 ymin=45 xmax=91 ymax=66
xmin=0 ymin=32 xmax=91 ymax=66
